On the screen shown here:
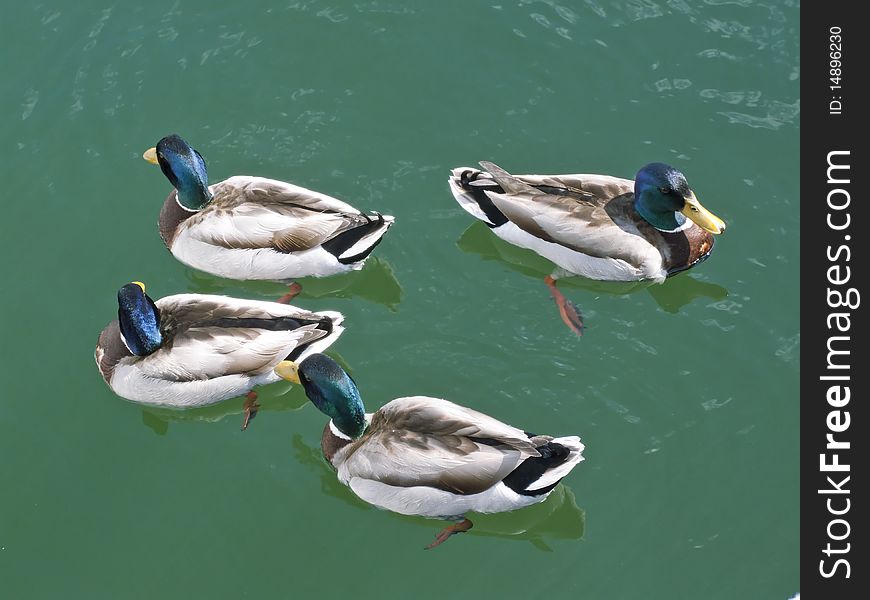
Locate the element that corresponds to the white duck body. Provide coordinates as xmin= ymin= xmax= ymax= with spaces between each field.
xmin=95 ymin=294 xmax=344 ymax=408
xmin=161 ymin=176 xmax=395 ymax=281
xmin=323 ymin=396 xmax=585 ymax=519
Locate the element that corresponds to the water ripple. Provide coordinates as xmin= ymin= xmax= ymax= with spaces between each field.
xmin=41 ymin=9 xmax=61 ymax=26
xmin=82 ymin=7 xmax=112 ymax=51
xmin=699 ymin=89 xmax=799 ymax=130
xmin=584 ymin=0 xmax=608 ymax=18
xmin=317 ymin=7 xmax=349 ymax=22
xmin=352 ymin=2 xmax=416 ymax=15
xmin=21 ymin=89 xmax=39 ymax=121
xmin=717 ymin=103 xmax=799 ymax=130
xmin=775 ymin=333 xmax=800 ymax=363
xmin=530 ymin=12 xmax=552 ymax=29
xmin=697 ymin=48 xmax=740 ymax=61
xmin=623 ymin=0 xmax=665 ymax=21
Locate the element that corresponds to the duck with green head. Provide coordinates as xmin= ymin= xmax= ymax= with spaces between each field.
xmin=143 ymin=134 xmax=395 ymax=302
xmin=274 ymin=353 xmax=585 ymax=549
xmin=448 ymin=161 xmax=726 ymax=334
xmin=95 ymin=282 xmax=345 ymax=430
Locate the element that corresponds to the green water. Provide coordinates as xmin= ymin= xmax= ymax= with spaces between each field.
xmin=0 ymin=1 xmax=799 ymax=598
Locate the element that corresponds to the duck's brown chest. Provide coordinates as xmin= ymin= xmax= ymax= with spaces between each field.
xmin=158 ymin=190 xmax=195 ymax=247
xmin=659 ymin=226 xmax=715 ymax=276
xmin=321 ymin=422 xmax=353 ymax=466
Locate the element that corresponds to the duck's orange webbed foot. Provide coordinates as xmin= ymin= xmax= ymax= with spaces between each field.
xmin=544 ymin=276 xmax=584 ymax=335
xmin=425 ymin=518 xmax=473 ymax=550
xmin=241 ymin=391 xmax=260 ymax=431
xmin=277 ymin=282 xmax=303 ymax=304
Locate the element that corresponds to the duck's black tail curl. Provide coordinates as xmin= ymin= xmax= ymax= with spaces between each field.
xmin=322 ymin=213 xmax=395 ymax=265
xmin=449 ymin=167 xmax=509 ymax=228
xmin=502 ymin=436 xmax=585 ymax=497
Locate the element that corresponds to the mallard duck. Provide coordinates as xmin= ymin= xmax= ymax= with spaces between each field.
xmin=143 ymin=134 xmax=395 ymax=302
xmin=448 ymin=161 xmax=726 ymax=334
xmin=274 ymin=353 xmax=585 ymax=549
xmin=95 ymin=282 xmax=344 ymax=430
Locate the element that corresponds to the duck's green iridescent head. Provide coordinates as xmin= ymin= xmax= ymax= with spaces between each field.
xmin=275 ymin=354 xmax=366 ymax=439
xmin=143 ymin=134 xmax=212 ymax=211
xmin=634 ymin=163 xmax=725 ymax=234
xmin=117 ymin=282 xmax=162 ymax=356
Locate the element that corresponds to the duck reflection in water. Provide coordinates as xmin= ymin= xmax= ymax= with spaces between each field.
xmin=181 ymin=256 xmax=403 ymax=312
xmin=457 ymin=221 xmax=727 ymax=327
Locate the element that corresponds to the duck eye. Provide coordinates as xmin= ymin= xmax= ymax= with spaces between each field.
xmin=659 ymin=187 xmax=672 ymax=195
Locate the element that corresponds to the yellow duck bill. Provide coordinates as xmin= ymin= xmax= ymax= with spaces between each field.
xmin=681 ymin=193 xmax=726 ymax=234
xmin=142 ymin=147 xmax=159 ymax=164
xmin=274 ymin=360 xmax=301 ymax=384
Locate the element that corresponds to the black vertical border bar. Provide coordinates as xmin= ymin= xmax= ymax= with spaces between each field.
xmin=802 ymin=2 xmax=867 ymax=598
